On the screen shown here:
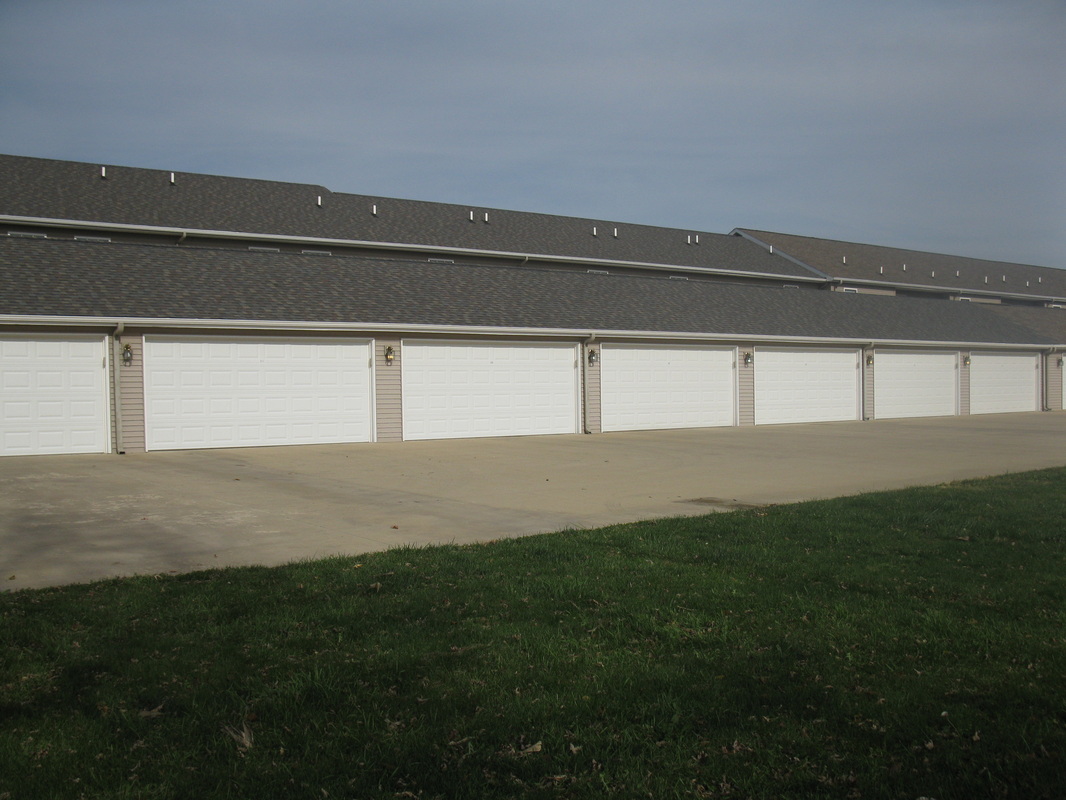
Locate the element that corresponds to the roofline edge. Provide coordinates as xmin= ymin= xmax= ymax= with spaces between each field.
xmin=0 ymin=315 xmax=1057 ymax=350
xmin=1 ymin=215 xmax=826 ymax=284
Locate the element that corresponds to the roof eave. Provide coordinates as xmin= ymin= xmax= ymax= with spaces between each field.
xmin=832 ymin=276 xmax=1064 ymax=303
xmin=1 ymin=214 xmax=826 ymax=284
xmin=1 ymin=314 xmax=1057 ymax=349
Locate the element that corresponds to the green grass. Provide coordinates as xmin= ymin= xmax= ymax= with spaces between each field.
xmin=2 ymin=469 xmax=1064 ymax=799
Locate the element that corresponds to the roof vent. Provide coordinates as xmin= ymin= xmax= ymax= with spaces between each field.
xmin=468 ymin=210 xmax=474 ymax=222
xmin=984 ymin=276 xmax=988 ymax=284
xmin=484 ymin=212 xmax=489 ymax=223
xmin=428 ymin=258 xmax=454 ymax=264
xmin=1039 ymin=277 xmax=1043 ymax=283
xmin=100 ymin=166 xmax=106 ymax=179
xmin=879 ymin=266 xmax=883 ymax=274
xmin=372 ymin=204 xmax=378 ymax=216
xmin=169 ymin=172 xmax=175 ymax=185
xmin=687 ymin=235 xmax=692 ymax=245
xmin=902 ymin=263 xmax=906 ymax=271
xmin=769 ymin=245 xmax=773 ymax=253
xmin=1002 ymin=275 xmax=1006 ymax=282
xmin=842 ymin=256 xmax=846 ymax=264
xmin=592 ymin=226 xmax=598 ymax=237
xmin=613 ymin=228 xmax=618 ymax=238
xmin=316 ymin=196 xmax=322 ymax=207
xmin=931 ymin=271 xmax=935 ymax=278
xmin=301 ymin=249 xmax=331 ymax=256
xmin=956 ymin=270 xmax=960 ymax=277
xmin=695 ymin=235 xmax=699 ymax=244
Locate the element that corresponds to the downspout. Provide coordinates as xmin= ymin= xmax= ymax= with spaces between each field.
xmin=112 ymin=323 xmax=126 ymax=453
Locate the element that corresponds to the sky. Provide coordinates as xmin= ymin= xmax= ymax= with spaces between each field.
xmin=2 ymin=0 xmax=1064 ymax=267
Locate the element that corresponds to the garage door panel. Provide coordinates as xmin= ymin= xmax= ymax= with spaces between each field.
xmin=755 ymin=349 xmax=860 ymax=425
xmin=601 ymin=345 xmax=736 ymax=432
xmin=144 ymin=337 xmax=373 ymax=451
xmin=970 ymin=353 xmax=1039 ymax=415
xmin=874 ymin=351 xmax=958 ymax=419
xmin=402 ymin=341 xmax=579 ymax=441
xmin=1 ymin=335 xmax=110 ymax=456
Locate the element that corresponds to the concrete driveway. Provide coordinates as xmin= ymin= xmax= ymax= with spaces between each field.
xmin=3 ymin=412 xmax=1065 ymax=590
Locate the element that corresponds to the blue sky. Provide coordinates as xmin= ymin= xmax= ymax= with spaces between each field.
xmin=2 ymin=0 xmax=1064 ymax=266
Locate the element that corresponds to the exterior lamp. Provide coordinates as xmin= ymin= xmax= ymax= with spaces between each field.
xmin=384 ymin=346 xmax=395 ymax=365
xmin=121 ymin=344 xmax=133 ymax=366
xmin=587 ymin=349 xmax=599 ymax=366
xmin=865 ymin=354 xmax=874 ymax=366
xmin=742 ymin=352 xmax=753 ymax=366
xmin=963 ymin=355 xmax=971 ymax=367
xmin=1058 ymin=356 xmax=1064 ymax=368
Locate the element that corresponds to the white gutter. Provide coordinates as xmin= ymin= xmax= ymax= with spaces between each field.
xmin=1 ymin=214 xmax=826 ymax=284
xmin=728 ymin=229 xmax=1065 ymax=303
xmin=833 ymin=275 xmax=1064 ymax=304
xmin=1 ymin=314 xmax=1058 ymax=350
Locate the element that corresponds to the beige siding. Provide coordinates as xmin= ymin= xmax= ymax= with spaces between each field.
xmin=1046 ymin=354 xmax=1063 ymax=411
xmin=737 ymin=344 xmax=755 ymax=426
xmin=862 ymin=349 xmax=875 ymax=419
xmin=835 ymin=285 xmax=897 ymax=296
xmin=116 ymin=335 xmax=146 ymax=453
xmin=582 ymin=344 xmax=601 ymax=434
xmin=375 ymin=338 xmax=402 ymax=442
xmin=958 ymin=353 xmax=971 ymax=415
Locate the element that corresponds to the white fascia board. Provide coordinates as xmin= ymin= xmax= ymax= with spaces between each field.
xmin=1 ymin=314 xmax=1058 ymax=350
xmin=836 ymin=276 xmax=1062 ymax=303
xmin=1 ymin=214 xmax=825 ymax=284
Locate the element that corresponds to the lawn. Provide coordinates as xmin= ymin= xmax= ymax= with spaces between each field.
xmin=1 ymin=468 xmax=1064 ymax=799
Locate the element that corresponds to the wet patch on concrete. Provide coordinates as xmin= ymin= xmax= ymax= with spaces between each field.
xmin=681 ymin=497 xmax=767 ymax=510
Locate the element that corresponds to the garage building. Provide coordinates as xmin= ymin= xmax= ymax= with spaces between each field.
xmin=2 ymin=154 xmax=1065 ymax=455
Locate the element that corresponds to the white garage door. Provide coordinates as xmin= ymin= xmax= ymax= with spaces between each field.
xmin=1 ymin=335 xmax=110 ymax=456
xmin=874 ymin=351 xmax=958 ymax=419
xmin=754 ymin=348 xmax=860 ymax=425
xmin=969 ymin=352 xmax=1039 ymax=415
xmin=402 ymin=341 xmax=580 ymax=440
xmin=143 ymin=337 xmax=374 ymax=451
xmin=601 ymin=344 xmax=735 ymax=432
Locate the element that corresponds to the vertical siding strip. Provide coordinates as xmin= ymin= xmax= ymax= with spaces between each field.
xmin=958 ymin=352 xmax=971 ymax=416
xmin=863 ymin=349 xmax=875 ymax=420
xmin=118 ymin=335 xmax=146 ymax=453
xmin=375 ymin=338 xmax=403 ymax=442
xmin=583 ymin=343 xmax=601 ymax=433
xmin=1047 ymin=354 xmax=1063 ymax=411
xmin=737 ymin=344 xmax=755 ymax=426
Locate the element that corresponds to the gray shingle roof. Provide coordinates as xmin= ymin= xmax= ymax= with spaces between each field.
xmin=0 ymin=154 xmax=808 ymax=279
xmin=736 ymin=229 xmax=1066 ymax=299
xmin=1 ymin=237 xmax=1057 ymax=346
